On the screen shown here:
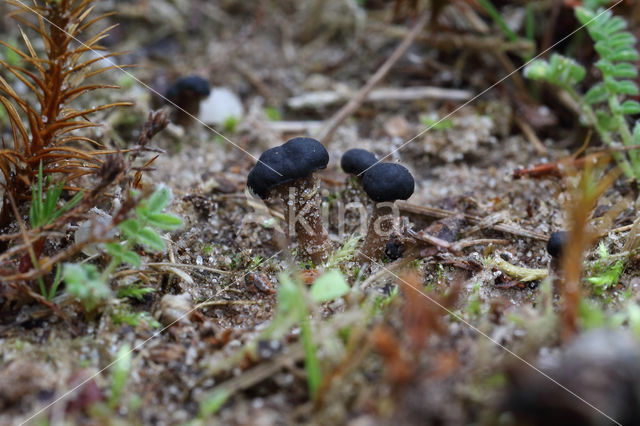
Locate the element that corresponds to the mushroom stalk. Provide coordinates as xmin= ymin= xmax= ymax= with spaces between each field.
xmin=354 ymin=162 xmax=414 ymax=264
xmin=247 ymin=137 xmax=331 ymax=265
xmin=357 ymin=204 xmax=393 ymax=263
xmin=273 ymin=175 xmax=330 ymax=265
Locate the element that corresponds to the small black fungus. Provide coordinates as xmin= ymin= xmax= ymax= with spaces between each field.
xmin=341 ymin=148 xmax=378 ymax=175
xmin=247 ymin=137 xmax=330 ymax=264
xmin=247 ymin=137 xmax=329 ymax=199
xmin=166 ymin=75 xmax=211 ymax=101
xmin=381 ymin=283 xmax=396 ymax=296
xmin=358 ymin=163 xmax=415 ymax=263
xmin=385 ymin=241 xmax=403 ymax=261
xmin=547 ymin=231 xmax=567 ymax=258
xmin=362 ymin=162 xmax=415 ymax=203
xmin=165 ymin=75 xmax=211 ymax=124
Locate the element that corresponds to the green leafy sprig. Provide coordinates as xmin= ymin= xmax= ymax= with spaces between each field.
xmin=524 ymin=7 xmax=640 ymax=181
xmin=63 ymin=186 xmax=183 ymax=312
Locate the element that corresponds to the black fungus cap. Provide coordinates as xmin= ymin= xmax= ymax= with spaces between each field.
xmin=247 ymin=137 xmax=329 ymax=199
xmin=166 ymin=75 xmax=211 ymax=101
xmin=341 ymin=148 xmax=378 ymax=175
xmin=385 ymin=241 xmax=403 ymax=260
xmin=547 ymin=231 xmax=567 ymax=258
xmin=362 ymin=163 xmax=414 ymax=202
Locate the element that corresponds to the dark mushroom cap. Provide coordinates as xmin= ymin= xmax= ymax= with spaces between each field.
xmin=362 ymin=163 xmax=414 ymax=202
xmin=166 ymin=75 xmax=211 ymax=101
xmin=341 ymin=148 xmax=378 ymax=175
xmin=385 ymin=241 xmax=403 ymax=260
xmin=547 ymin=231 xmax=567 ymax=258
xmin=247 ymin=137 xmax=329 ymax=199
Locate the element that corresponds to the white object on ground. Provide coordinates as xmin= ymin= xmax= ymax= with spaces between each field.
xmin=198 ymin=87 xmax=244 ymax=126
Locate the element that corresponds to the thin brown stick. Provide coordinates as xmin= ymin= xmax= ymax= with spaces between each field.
xmin=147 ymin=262 xmax=230 ymax=275
xmin=359 ymin=253 xmax=417 ymax=290
xmin=370 ymin=23 xmax=535 ymax=55
xmin=6 ymin=191 xmax=37 ymax=270
xmin=0 ymin=237 xmax=112 ymax=283
xmin=396 ymin=201 xmax=548 ymax=241
xmin=317 ymin=10 xmax=430 ymax=144
xmin=515 ymin=115 xmax=547 ymax=155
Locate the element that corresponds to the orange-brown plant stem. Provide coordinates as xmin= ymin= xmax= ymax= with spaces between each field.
xmin=357 ymin=205 xmax=393 ymax=263
xmin=513 ymin=156 xmax=589 ymax=179
xmin=559 ymin=166 xmax=620 ymax=341
xmin=273 ymin=175 xmax=330 ymax=266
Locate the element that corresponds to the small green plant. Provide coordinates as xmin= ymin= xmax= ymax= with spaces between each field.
xmin=419 ymin=114 xmax=453 ymax=131
xmin=264 ymin=270 xmax=350 ymax=399
xmin=223 ymin=116 xmax=240 ymax=133
xmin=466 ymin=282 xmax=483 ymax=317
xmin=267 ymin=273 xmax=321 ymax=398
xmin=43 ymin=264 xmax=63 ymax=301
xmin=30 ymin=162 xmax=84 ymax=229
xmin=111 ymin=306 xmax=160 ymax=328
xmin=524 ymin=6 xmax=640 ymax=181
xmin=198 ymin=388 xmax=231 ymax=419
xmin=309 ymin=270 xmax=350 ymax=303
xmin=64 ymin=187 xmax=182 ymax=312
xmin=117 ymin=284 xmax=155 ymax=302
xmin=477 ymin=0 xmax=518 ymax=43
xmin=251 ymin=255 xmax=264 ymax=268
xmin=299 ymin=259 xmax=314 ymax=270
xmin=63 ymin=263 xmax=112 ymax=312
xmin=264 ymin=106 xmax=282 ymax=121
xmin=580 ymin=297 xmax=640 ymax=337
xmin=324 ymin=234 xmax=361 ymax=269
xmin=109 ymin=343 xmax=132 ymax=409
xmin=578 ymin=299 xmax=607 ymax=329
xmin=28 ymin=163 xmax=83 ymax=298
xmin=373 ymin=284 xmax=398 ymax=313
xmin=585 ymin=242 xmax=623 ymax=294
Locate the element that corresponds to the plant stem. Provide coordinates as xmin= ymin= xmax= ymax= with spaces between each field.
xmin=47 ymin=264 xmax=62 ymax=300
xmin=300 ymin=315 xmax=320 ymax=399
xmin=477 ymin=0 xmax=519 ymax=43
xmin=565 ymin=85 xmax=636 ymax=179
xmin=100 ymin=219 xmax=148 ymax=283
xmin=616 ymin=114 xmax=640 ymax=172
xmin=357 ymin=206 xmax=393 ymax=264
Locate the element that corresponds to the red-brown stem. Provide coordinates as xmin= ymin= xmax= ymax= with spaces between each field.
xmin=358 ymin=205 xmax=393 ymax=263
xmin=272 ymin=175 xmax=330 ymax=265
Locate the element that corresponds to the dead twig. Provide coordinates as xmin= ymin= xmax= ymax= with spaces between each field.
xmin=288 ymin=86 xmax=472 ymax=110
xmin=371 ymin=23 xmax=535 ymax=55
xmin=396 ymin=201 xmax=548 ymax=241
xmin=233 ymin=60 xmax=273 ymax=100
xmin=317 ymin=10 xmax=430 ymax=144
xmin=146 ymin=262 xmax=230 ymax=275
xmin=359 ymin=254 xmax=417 ymax=290
xmin=515 ymin=116 xmax=547 ymax=155
xmin=265 ymin=121 xmax=323 ymax=134
xmin=195 ymin=300 xmax=259 ymax=309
